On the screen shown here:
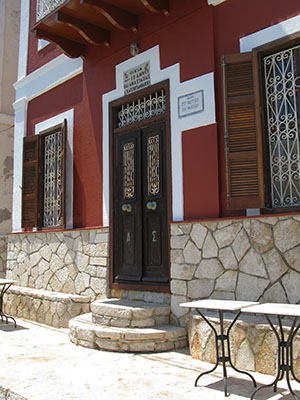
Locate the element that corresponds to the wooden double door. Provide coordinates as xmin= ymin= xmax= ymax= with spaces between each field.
xmin=113 ymin=122 xmax=169 ymax=284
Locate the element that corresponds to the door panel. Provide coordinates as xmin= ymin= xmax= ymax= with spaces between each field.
xmin=142 ymin=124 xmax=168 ymax=282
xmin=114 ymin=131 xmax=142 ymax=281
xmin=113 ymin=122 xmax=169 ymax=284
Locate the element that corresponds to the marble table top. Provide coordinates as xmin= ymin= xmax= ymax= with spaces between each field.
xmin=241 ymin=302 xmax=300 ymax=317
xmin=180 ymin=299 xmax=258 ymax=312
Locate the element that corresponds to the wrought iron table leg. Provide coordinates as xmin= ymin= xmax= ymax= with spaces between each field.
xmin=194 ymin=311 xmax=221 ymax=389
xmin=251 ymin=315 xmax=300 ymax=400
xmin=227 ymin=313 xmax=257 ymax=388
xmin=195 ymin=310 xmax=256 ymax=397
xmin=0 ymin=284 xmax=17 ymax=328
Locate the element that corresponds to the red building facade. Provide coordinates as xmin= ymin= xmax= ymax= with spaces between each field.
xmin=8 ymin=0 xmax=300 ymax=337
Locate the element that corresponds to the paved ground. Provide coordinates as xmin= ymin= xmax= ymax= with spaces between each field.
xmin=0 ymin=318 xmax=300 ymax=399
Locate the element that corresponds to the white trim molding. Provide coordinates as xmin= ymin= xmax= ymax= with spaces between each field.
xmin=14 ymin=55 xmax=83 ymax=102
xmin=38 ymin=39 xmax=50 ymax=51
xmin=18 ymin=0 xmax=30 ymax=81
xmin=240 ymin=14 xmax=300 ymax=52
xmin=102 ymin=45 xmax=216 ymax=226
xmin=207 ymin=0 xmax=227 ymax=5
xmin=35 ymin=110 xmax=74 ymax=230
xmin=12 ymin=97 xmax=28 ymax=232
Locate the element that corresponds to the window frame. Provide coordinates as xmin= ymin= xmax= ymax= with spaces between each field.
xmin=22 ymin=119 xmax=67 ymax=230
xmin=223 ymin=32 xmax=300 ymax=213
xmin=255 ymin=33 xmax=300 ymax=213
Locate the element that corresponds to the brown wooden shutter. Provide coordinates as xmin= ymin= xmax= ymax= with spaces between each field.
xmin=22 ymin=135 xmax=40 ymax=228
xmin=222 ymin=51 xmax=264 ymax=209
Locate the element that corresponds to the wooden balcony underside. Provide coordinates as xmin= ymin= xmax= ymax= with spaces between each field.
xmin=33 ymin=0 xmax=169 ymax=59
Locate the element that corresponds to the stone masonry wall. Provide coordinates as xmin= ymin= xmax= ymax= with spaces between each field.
xmin=0 ymin=235 xmax=7 ymax=278
xmin=170 ymin=213 xmax=300 ymax=375
xmin=6 ymin=228 xmax=109 ymax=301
xmin=170 ymin=214 xmax=300 ymax=325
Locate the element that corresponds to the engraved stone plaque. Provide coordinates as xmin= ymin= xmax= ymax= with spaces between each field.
xmin=124 ymin=62 xmax=151 ymax=95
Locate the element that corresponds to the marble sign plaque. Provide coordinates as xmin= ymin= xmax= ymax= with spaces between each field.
xmin=178 ymin=90 xmax=204 ymax=118
xmin=124 ymin=62 xmax=151 ymax=95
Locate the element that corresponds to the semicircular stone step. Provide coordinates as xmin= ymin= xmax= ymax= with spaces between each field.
xmin=91 ymin=298 xmax=171 ymax=328
xmin=69 ymin=313 xmax=187 ymax=353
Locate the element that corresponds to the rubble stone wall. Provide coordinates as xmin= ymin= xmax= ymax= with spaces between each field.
xmin=6 ymin=228 xmax=109 ymax=301
xmin=170 ymin=214 xmax=300 ymax=325
xmin=0 ymin=235 xmax=7 ymax=278
xmin=170 ymin=213 xmax=300 ymax=375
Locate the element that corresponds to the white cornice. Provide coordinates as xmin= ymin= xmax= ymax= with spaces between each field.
xmin=14 ymin=54 xmax=83 ymax=102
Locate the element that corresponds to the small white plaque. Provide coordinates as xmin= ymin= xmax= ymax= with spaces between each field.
xmin=124 ymin=62 xmax=151 ymax=95
xmin=178 ymin=90 xmax=204 ymax=118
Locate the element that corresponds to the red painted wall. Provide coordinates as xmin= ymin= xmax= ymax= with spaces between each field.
xmin=27 ymin=0 xmax=217 ymax=228
xmin=26 ymin=0 xmax=300 ymax=228
xmin=182 ymin=125 xmax=219 ymax=220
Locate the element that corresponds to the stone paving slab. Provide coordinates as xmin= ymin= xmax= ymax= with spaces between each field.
xmin=1 ymin=318 xmax=300 ymax=399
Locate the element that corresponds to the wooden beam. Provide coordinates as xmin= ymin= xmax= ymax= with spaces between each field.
xmin=34 ymin=29 xmax=86 ymax=59
xmin=140 ymin=0 xmax=169 ymax=15
xmin=80 ymin=0 xmax=138 ymax=32
xmin=55 ymin=12 xmax=110 ymax=47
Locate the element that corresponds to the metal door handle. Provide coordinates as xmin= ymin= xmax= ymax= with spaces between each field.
xmin=146 ymin=201 xmax=157 ymax=211
xmin=122 ymin=204 xmax=132 ymax=212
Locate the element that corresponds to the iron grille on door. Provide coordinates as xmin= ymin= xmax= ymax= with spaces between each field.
xmin=117 ymin=89 xmax=166 ymax=128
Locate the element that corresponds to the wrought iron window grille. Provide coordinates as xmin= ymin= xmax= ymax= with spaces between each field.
xmin=264 ymin=44 xmax=300 ymax=207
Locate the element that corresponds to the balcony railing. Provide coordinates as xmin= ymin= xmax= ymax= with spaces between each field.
xmin=36 ymin=0 xmax=66 ymax=22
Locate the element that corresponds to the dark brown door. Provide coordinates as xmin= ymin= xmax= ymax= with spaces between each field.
xmin=113 ymin=122 xmax=169 ymax=284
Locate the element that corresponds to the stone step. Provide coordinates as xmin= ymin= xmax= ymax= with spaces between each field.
xmin=69 ymin=313 xmax=188 ymax=353
xmin=91 ymin=298 xmax=170 ymax=328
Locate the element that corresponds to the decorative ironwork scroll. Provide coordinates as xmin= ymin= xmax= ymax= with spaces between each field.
xmin=43 ymin=131 xmax=63 ymax=227
xmin=264 ymin=45 xmax=300 ymax=207
xmin=36 ymin=0 xmax=66 ymax=22
xmin=123 ymin=142 xmax=135 ymax=199
xmin=117 ymin=89 xmax=166 ymax=128
xmin=147 ymin=135 xmax=160 ymax=196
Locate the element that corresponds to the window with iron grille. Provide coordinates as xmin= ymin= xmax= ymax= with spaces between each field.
xmin=222 ymin=34 xmax=300 ymax=212
xmin=22 ymin=120 xmax=66 ymax=229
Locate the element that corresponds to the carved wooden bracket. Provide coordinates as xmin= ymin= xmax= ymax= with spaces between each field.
xmin=34 ymin=29 xmax=86 ymax=59
xmin=140 ymin=0 xmax=169 ymax=15
xmin=80 ymin=0 xmax=138 ymax=32
xmin=55 ymin=12 xmax=110 ymax=47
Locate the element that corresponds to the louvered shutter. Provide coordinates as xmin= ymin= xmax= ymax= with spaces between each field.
xmin=22 ymin=135 xmax=40 ymax=228
xmin=222 ymin=52 xmax=264 ymax=209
